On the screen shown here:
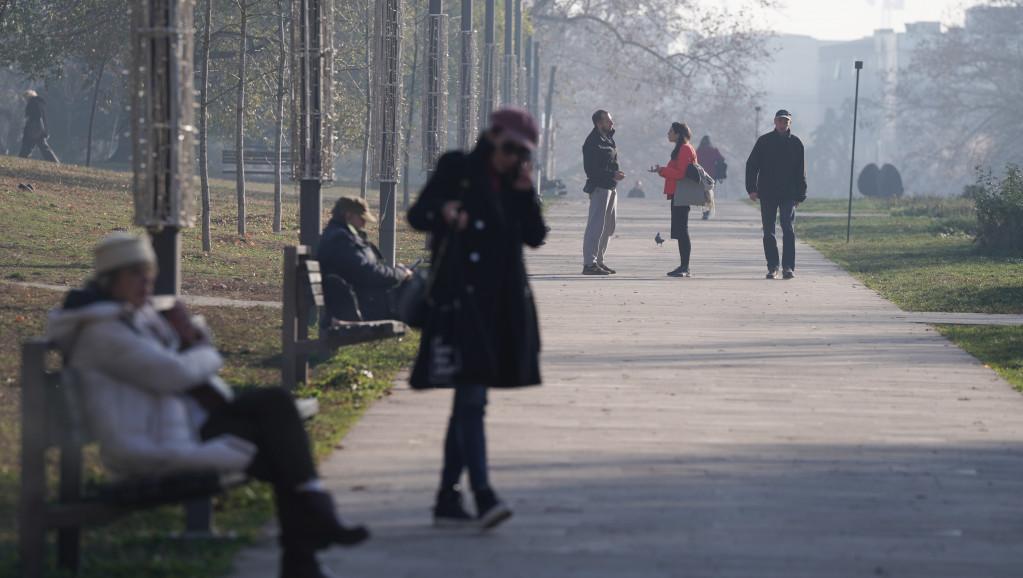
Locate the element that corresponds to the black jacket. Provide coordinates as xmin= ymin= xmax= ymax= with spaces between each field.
xmin=316 ymin=219 xmax=406 ymax=320
xmin=407 ymin=139 xmax=546 ymax=389
xmin=582 ymin=127 xmax=620 ymax=191
xmin=745 ymin=129 xmax=807 ymax=203
xmin=23 ymin=96 xmax=48 ymax=139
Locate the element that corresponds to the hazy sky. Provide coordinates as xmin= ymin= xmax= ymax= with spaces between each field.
xmin=745 ymin=0 xmax=989 ymax=41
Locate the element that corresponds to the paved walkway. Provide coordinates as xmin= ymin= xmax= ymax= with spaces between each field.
xmin=231 ymin=196 xmax=1023 ymax=578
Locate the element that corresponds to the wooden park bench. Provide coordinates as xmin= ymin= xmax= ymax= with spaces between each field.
xmin=221 ymin=148 xmax=292 ymax=175
xmin=18 ymin=338 xmax=321 ymax=577
xmin=282 ymin=245 xmax=408 ymax=389
xmin=18 ymin=340 xmax=249 ymax=577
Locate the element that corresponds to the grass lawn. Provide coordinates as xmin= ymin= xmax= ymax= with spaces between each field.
xmin=0 ymin=156 xmax=425 ymax=301
xmin=793 ymin=196 xmax=1023 ymax=391
xmin=0 ymin=156 xmax=428 ymax=577
xmin=933 ymin=324 xmax=1023 ymax=393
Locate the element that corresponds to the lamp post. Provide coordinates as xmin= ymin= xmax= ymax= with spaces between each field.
xmin=846 ymin=60 xmax=863 ymax=243
xmin=754 ymin=105 xmax=761 ymax=143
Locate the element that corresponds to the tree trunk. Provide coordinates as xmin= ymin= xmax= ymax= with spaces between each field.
xmin=200 ymin=0 xmax=213 ymax=252
xmin=359 ymin=0 xmax=371 ymax=200
xmin=235 ymin=1 xmax=248 ymax=236
xmin=86 ymin=57 xmax=107 ymax=167
xmin=402 ymin=4 xmax=422 ymax=210
xmin=273 ymin=0 xmax=286 ymax=232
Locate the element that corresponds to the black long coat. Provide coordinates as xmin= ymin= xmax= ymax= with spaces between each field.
xmin=406 ymin=139 xmax=546 ymax=389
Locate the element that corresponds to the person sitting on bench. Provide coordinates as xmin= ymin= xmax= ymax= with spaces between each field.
xmin=47 ymin=232 xmax=368 ymax=578
xmin=316 ymin=196 xmax=413 ymax=323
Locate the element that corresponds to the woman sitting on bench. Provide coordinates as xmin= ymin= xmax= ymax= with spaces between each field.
xmin=47 ymin=232 xmax=366 ymax=578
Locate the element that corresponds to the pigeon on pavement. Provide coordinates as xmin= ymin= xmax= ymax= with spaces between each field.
xmin=654 ymin=232 xmax=664 ymax=246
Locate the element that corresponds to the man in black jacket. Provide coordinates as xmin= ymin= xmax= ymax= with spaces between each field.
xmin=316 ymin=196 xmax=412 ymax=322
xmin=18 ymin=90 xmax=60 ymax=163
xmin=746 ymin=109 xmax=807 ymax=280
xmin=580 ymin=109 xmax=626 ymax=275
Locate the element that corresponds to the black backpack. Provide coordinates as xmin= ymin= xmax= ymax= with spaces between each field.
xmin=715 ymin=157 xmax=728 ymax=180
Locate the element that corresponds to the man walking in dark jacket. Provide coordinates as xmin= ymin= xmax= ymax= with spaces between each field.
xmin=581 ymin=109 xmax=625 ymax=275
xmin=18 ymin=90 xmax=60 ymax=163
xmin=316 ymin=196 xmax=412 ymax=322
xmin=746 ymin=109 xmax=807 ymax=279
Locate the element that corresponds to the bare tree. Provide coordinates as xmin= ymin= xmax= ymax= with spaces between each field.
xmin=892 ymin=1 xmax=1023 ymax=194
xmin=199 ymin=0 xmax=214 ymax=251
xmin=234 ymin=0 xmax=250 ymax=235
xmin=530 ymin=0 xmax=776 ymax=99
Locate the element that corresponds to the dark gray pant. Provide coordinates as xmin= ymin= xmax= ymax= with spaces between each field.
xmin=19 ymin=135 xmax=60 ymax=163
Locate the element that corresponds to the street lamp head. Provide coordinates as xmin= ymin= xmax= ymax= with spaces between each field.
xmin=755 ymin=105 xmax=761 ymax=112
xmin=854 ymin=60 xmax=864 ymax=70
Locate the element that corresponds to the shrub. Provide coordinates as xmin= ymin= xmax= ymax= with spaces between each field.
xmin=972 ymin=164 xmax=1023 ymax=253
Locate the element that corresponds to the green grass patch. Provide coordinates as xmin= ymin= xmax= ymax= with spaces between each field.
xmin=934 ymin=324 xmax=1023 ymax=392
xmin=0 ymin=157 xmax=427 ymax=577
xmin=0 ymin=156 xmax=427 ymax=301
xmin=798 ymin=215 xmax=1023 ymax=314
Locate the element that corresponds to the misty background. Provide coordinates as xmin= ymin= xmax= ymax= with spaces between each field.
xmin=0 ymin=0 xmax=1019 ymax=200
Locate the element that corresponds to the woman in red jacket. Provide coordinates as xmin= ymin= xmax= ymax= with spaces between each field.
xmin=649 ymin=122 xmax=697 ymax=277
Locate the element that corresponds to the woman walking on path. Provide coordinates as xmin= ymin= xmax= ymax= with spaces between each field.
xmin=407 ymin=107 xmax=546 ymax=530
xmin=649 ymin=121 xmax=697 ymax=277
xmin=48 ymin=233 xmax=368 ymax=578
xmin=696 ymin=135 xmax=725 ymax=219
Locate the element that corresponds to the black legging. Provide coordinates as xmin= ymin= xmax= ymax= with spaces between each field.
xmin=670 ymin=202 xmax=691 ymax=270
xmin=677 ymin=238 xmax=691 ymax=270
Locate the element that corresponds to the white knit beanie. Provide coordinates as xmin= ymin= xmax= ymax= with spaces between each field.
xmin=93 ymin=233 xmax=157 ymax=275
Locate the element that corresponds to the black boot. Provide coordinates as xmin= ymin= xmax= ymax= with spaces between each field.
xmin=279 ymin=545 xmax=340 ymax=578
xmin=296 ymin=490 xmax=370 ymax=546
xmin=474 ymin=487 xmax=512 ymax=530
xmin=433 ymin=485 xmax=474 ymax=527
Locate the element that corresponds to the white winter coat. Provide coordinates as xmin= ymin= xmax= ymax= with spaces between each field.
xmin=47 ymin=297 xmax=257 ymax=478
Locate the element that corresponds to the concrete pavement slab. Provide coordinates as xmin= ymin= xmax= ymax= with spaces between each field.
xmin=229 ymin=196 xmax=1023 ymax=578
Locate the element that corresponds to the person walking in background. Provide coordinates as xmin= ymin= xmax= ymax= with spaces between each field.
xmin=649 ymin=122 xmax=697 ymax=278
xmin=696 ymin=135 xmax=726 ymax=219
xmin=746 ymin=109 xmax=807 ymax=280
xmin=18 ymin=90 xmax=59 ymax=163
xmin=407 ymin=107 xmax=546 ymax=530
xmin=581 ymin=109 xmax=625 ymax=275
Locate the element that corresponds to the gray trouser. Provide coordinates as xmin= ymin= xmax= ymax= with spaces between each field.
xmin=582 ymin=187 xmax=617 ymax=266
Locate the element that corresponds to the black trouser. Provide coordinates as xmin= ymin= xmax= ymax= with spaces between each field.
xmin=670 ymin=202 xmax=691 ymax=270
xmin=18 ymin=135 xmax=60 ymax=163
xmin=200 ymin=387 xmax=317 ymax=487
xmin=201 ymin=387 xmax=318 ymax=548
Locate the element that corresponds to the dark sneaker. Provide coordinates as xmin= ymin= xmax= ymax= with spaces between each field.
xmin=474 ymin=488 xmax=512 ymax=530
xmin=598 ymin=264 xmax=617 ymax=274
xmin=766 ymin=268 xmax=779 ymax=279
xmin=667 ymin=266 xmax=690 ymax=277
xmin=582 ymin=264 xmax=610 ymax=276
xmin=433 ymin=486 xmax=474 ymax=527
xmin=782 ymin=269 xmax=795 ymax=280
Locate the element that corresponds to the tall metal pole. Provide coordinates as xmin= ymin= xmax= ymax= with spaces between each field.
xmin=542 ymin=65 xmax=556 ymax=178
xmin=457 ymin=0 xmax=476 ymax=149
xmin=847 ymin=60 xmax=864 ymax=244
xmin=423 ymin=0 xmax=446 ymax=176
xmin=502 ymin=0 xmax=512 ymax=104
xmin=480 ymin=0 xmax=496 ymax=124
xmin=373 ymin=0 xmax=403 ymax=265
xmin=754 ymin=105 xmax=761 ymax=143
xmin=131 ymin=0 xmax=196 ymax=297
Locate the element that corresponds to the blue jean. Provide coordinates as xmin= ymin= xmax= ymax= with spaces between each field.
xmin=760 ymin=199 xmax=796 ymax=271
xmin=440 ymin=384 xmax=489 ymax=491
